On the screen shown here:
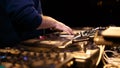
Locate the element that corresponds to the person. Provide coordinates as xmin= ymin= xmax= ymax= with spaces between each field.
xmin=0 ymin=0 xmax=73 ymax=47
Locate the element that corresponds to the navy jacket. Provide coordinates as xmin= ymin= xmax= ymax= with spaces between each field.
xmin=0 ymin=0 xmax=42 ymax=46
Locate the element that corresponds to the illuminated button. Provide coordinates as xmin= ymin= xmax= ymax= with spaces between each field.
xmin=39 ymin=36 xmax=46 ymax=40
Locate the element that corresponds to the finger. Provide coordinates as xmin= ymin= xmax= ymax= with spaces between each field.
xmin=65 ymin=26 xmax=74 ymax=35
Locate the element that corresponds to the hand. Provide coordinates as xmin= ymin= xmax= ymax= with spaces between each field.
xmin=37 ymin=15 xmax=74 ymax=35
xmin=54 ymin=22 xmax=74 ymax=35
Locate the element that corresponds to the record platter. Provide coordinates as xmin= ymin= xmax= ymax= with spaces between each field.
xmin=19 ymin=27 xmax=96 ymax=52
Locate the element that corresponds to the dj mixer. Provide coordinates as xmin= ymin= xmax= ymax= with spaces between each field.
xmin=0 ymin=27 xmax=106 ymax=68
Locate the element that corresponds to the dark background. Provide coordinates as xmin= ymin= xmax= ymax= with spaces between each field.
xmin=41 ymin=0 xmax=120 ymax=27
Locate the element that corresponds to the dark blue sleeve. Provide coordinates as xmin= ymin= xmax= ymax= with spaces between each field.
xmin=5 ymin=0 xmax=42 ymax=31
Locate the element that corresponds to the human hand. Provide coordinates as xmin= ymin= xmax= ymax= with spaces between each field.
xmin=37 ymin=15 xmax=74 ymax=35
xmin=53 ymin=22 xmax=74 ymax=35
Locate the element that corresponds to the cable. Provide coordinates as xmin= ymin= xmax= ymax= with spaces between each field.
xmin=102 ymin=49 xmax=120 ymax=67
xmin=96 ymin=45 xmax=105 ymax=66
xmin=102 ymin=56 xmax=107 ymax=65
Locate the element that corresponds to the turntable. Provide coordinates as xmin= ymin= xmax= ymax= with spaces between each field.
xmin=0 ymin=27 xmax=103 ymax=68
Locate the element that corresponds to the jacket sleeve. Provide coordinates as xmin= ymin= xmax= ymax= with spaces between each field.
xmin=5 ymin=0 xmax=42 ymax=31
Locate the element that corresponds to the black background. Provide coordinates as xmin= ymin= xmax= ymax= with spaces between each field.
xmin=41 ymin=0 xmax=120 ymax=27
